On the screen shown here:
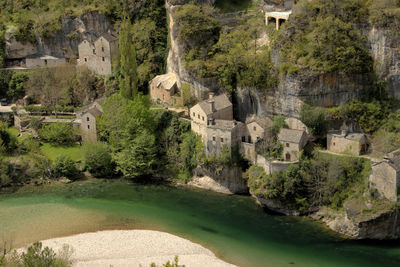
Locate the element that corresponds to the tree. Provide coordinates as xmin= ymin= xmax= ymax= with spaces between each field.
xmin=8 ymin=71 xmax=28 ymax=100
xmin=83 ymin=143 xmax=114 ymax=177
xmin=271 ymin=115 xmax=288 ymax=135
xmin=300 ymin=104 xmax=329 ymax=137
xmin=179 ymin=131 xmax=203 ymax=180
xmin=119 ymin=16 xmax=138 ymax=100
xmin=53 ymin=154 xmax=80 ymax=180
xmin=115 ymin=130 xmax=158 ymax=179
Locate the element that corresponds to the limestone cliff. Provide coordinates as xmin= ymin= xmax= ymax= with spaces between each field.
xmin=367 ymin=26 xmax=400 ymax=99
xmin=6 ymin=11 xmax=113 ymax=60
xmin=190 ymin=165 xmax=249 ymax=195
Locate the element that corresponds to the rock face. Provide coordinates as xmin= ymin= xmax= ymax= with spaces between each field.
xmin=253 ymin=194 xmax=300 ymax=216
xmin=6 ymin=11 xmax=113 ymax=60
xmin=312 ymin=207 xmax=400 ymax=240
xmin=190 ymin=165 xmax=248 ymax=194
xmin=367 ymin=26 xmax=400 ymax=99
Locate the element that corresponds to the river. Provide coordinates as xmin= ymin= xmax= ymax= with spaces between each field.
xmin=0 ymin=179 xmax=399 ymax=267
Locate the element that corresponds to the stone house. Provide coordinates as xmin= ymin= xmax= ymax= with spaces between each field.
xmin=76 ymin=97 xmax=105 ymax=143
xmin=278 ymin=128 xmax=308 ymax=162
xmin=25 ymin=54 xmax=66 ymax=68
xmin=327 ymin=130 xmax=369 ymax=156
xmin=77 ymin=33 xmax=118 ymax=75
xmin=245 ymin=117 xmax=272 ymax=144
xmin=149 ymin=73 xmax=178 ymax=106
xmin=370 ymin=156 xmax=400 ymax=202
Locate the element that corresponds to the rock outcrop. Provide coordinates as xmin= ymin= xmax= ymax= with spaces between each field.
xmin=6 ymin=11 xmax=113 ymax=60
xmin=190 ymin=165 xmax=248 ymax=195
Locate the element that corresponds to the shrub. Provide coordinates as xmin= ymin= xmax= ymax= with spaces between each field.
xmin=83 ymin=143 xmax=114 ymax=177
xmin=30 ymin=118 xmax=43 ymax=131
xmin=271 ymin=115 xmax=288 ymax=135
xmin=53 ymin=155 xmax=80 ymax=180
xmin=300 ymin=104 xmax=328 ymax=136
xmin=39 ymin=123 xmax=77 ymax=145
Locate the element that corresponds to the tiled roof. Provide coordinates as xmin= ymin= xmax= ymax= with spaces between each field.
xmin=278 ymin=128 xmax=306 ymax=144
xmin=86 ymin=106 xmax=102 ymax=117
xmin=198 ymin=94 xmax=232 ymax=115
xmin=100 ymin=33 xmax=118 ymax=42
xmin=153 ymin=73 xmax=177 ymax=90
xmin=253 ymin=117 xmax=272 ymax=130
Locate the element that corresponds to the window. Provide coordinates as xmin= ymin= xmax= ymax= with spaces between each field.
xmin=221 ymin=138 xmax=224 ymax=143
xmin=102 ymin=47 xmax=104 ymax=52
xmin=202 ymin=116 xmax=204 ymax=121
xmin=213 ymin=136 xmax=216 ymax=142
xmin=333 ymin=142 xmax=335 ymax=146
xmin=198 ymin=114 xmax=200 ymax=119
xmin=93 ymin=49 xmax=96 ymax=54
xmin=44 ymin=59 xmax=48 ymax=65
xmin=253 ymin=126 xmax=256 ymax=131
xmin=242 ymin=136 xmax=246 ymax=142
xmin=87 ymin=117 xmax=90 ymax=122
xmin=193 ymin=112 xmax=195 ymax=117
xmin=102 ymin=57 xmax=105 ymax=61
xmin=248 ymin=136 xmax=252 ymax=143
xmin=286 ymin=143 xmax=290 ymax=147
xmin=87 ymin=125 xmax=90 ymax=129
xmin=84 ymin=58 xmax=87 ymax=62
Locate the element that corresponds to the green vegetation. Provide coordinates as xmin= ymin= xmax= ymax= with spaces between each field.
xmin=119 ymin=16 xmax=138 ymax=100
xmin=40 ymin=143 xmax=83 ymax=162
xmin=278 ymin=0 xmax=372 ymax=75
xmin=38 ymin=123 xmax=78 ymax=145
xmin=300 ymin=104 xmax=328 ymax=137
xmin=215 ymin=0 xmax=256 ymax=13
xmin=271 ymin=115 xmax=288 ymax=135
xmin=246 ymin=152 xmax=372 ymax=212
xmin=1 ymin=241 xmax=72 ymax=267
xmin=53 ymin=155 xmax=80 ymax=181
xmin=82 ymin=142 xmax=114 ymax=177
xmin=174 ymin=4 xmax=276 ymax=92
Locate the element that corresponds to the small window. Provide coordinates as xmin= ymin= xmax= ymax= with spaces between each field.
xmin=193 ymin=112 xmax=195 ymax=117
xmin=44 ymin=59 xmax=48 ymax=65
xmin=333 ymin=142 xmax=336 ymax=146
xmin=202 ymin=116 xmax=204 ymax=121
xmin=248 ymin=136 xmax=252 ymax=143
xmin=102 ymin=47 xmax=104 ymax=52
xmin=221 ymin=138 xmax=224 ymax=143
xmin=198 ymin=114 xmax=200 ymax=119
xmin=102 ymin=57 xmax=105 ymax=62
xmin=213 ymin=136 xmax=216 ymax=142
xmin=253 ymin=126 xmax=256 ymax=131
xmin=242 ymin=136 xmax=246 ymax=142
xmin=84 ymin=58 xmax=87 ymax=62
xmin=87 ymin=117 xmax=90 ymax=122
xmin=87 ymin=125 xmax=90 ymax=129
xmin=286 ymin=143 xmax=290 ymax=147
xmin=93 ymin=49 xmax=96 ymax=54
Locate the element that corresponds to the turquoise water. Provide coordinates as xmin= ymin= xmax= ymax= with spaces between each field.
xmin=0 ymin=179 xmax=399 ymax=267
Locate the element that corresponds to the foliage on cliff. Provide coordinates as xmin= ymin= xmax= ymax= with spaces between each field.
xmin=278 ymin=0 xmax=373 ymax=75
xmin=246 ymin=152 xmax=372 ymax=211
xmin=174 ymin=4 xmax=277 ymax=92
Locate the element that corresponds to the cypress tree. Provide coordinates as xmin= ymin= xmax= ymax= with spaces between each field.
xmin=119 ymin=16 xmax=138 ymax=100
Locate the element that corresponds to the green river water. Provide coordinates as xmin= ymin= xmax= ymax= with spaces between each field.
xmin=0 ymin=179 xmax=399 ymax=267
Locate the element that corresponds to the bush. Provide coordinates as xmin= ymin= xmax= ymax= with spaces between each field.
xmin=271 ymin=115 xmax=288 ymax=135
xmin=53 ymin=155 xmax=80 ymax=180
xmin=30 ymin=118 xmax=43 ymax=131
xmin=39 ymin=123 xmax=77 ymax=145
xmin=300 ymin=104 xmax=328 ymax=137
xmin=0 ymin=122 xmax=17 ymax=154
xmin=83 ymin=143 xmax=114 ymax=177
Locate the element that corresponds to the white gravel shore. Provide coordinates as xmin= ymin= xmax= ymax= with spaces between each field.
xmin=25 ymin=230 xmax=236 ymax=267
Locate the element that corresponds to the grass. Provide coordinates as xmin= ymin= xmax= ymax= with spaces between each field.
xmin=215 ymin=0 xmax=256 ymax=13
xmin=40 ymin=143 xmax=84 ymax=162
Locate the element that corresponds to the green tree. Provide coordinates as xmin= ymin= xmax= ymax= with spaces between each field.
xmin=53 ymin=154 xmax=80 ymax=180
xmin=115 ymin=130 xmax=158 ymax=179
xmin=83 ymin=142 xmax=114 ymax=177
xmin=119 ymin=16 xmax=138 ymax=99
xmin=8 ymin=71 xmax=28 ymax=101
xmin=179 ymin=131 xmax=203 ymax=180
xmin=300 ymin=104 xmax=329 ymax=136
xmin=271 ymin=115 xmax=288 ymax=135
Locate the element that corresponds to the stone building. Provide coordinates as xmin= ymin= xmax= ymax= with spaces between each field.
xmin=370 ymin=156 xmax=400 ymax=202
xmin=77 ymin=33 xmax=118 ymax=75
xmin=278 ymin=128 xmax=308 ymax=162
xmin=25 ymin=54 xmax=66 ymax=68
xmin=327 ymin=130 xmax=369 ymax=156
xmin=76 ymin=97 xmax=105 ymax=142
xmin=150 ymin=73 xmax=178 ymax=106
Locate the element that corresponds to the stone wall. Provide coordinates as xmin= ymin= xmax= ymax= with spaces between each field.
xmin=80 ymin=112 xmax=98 ymax=143
xmin=369 ymin=161 xmax=398 ymax=202
xmin=25 ymin=57 xmax=66 ymax=68
xmin=256 ymin=154 xmax=294 ymax=175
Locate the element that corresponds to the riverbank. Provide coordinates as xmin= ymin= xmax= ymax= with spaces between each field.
xmin=18 ymin=230 xmax=235 ymax=267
